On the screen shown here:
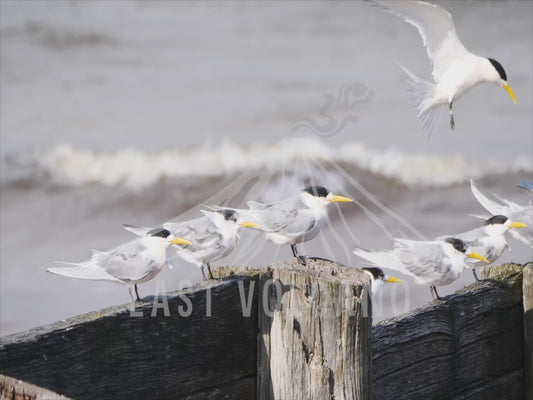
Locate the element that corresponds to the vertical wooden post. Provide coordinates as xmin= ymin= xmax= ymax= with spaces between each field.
xmin=524 ymin=263 xmax=533 ymax=400
xmin=0 ymin=374 xmax=70 ymax=400
xmin=254 ymin=259 xmax=372 ymax=400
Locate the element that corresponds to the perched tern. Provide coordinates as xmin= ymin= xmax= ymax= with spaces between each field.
xmin=124 ymin=209 xmax=259 ymax=280
xmin=471 ymin=180 xmax=533 ymax=246
xmin=354 ymin=237 xmax=488 ymax=300
xmin=362 ymin=267 xmax=403 ymax=299
xmin=243 ymin=186 xmax=352 ymax=265
xmin=442 ymin=215 xmax=527 ymax=281
xmin=372 ymin=0 xmax=516 ymax=136
xmin=47 ymin=229 xmax=191 ymax=302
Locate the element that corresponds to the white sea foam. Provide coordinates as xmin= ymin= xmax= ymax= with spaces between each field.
xmin=6 ymin=138 xmax=532 ymax=190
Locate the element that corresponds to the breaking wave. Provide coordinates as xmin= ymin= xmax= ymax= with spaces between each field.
xmin=4 ymin=138 xmax=532 ymax=190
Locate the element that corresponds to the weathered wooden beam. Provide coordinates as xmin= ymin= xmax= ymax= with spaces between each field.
xmin=216 ymin=259 xmax=373 ymax=400
xmin=523 ymin=263 xmax=533 ymax=400
xmin=0 ymin=374 xmax=71 ymax=400
xmin=373 ymin=263 xmax=528 ymax=400
xmin=2 ymin=261 xmax=528 ymax=400
xmin=0 ymin=275 xmax=259 ymax=400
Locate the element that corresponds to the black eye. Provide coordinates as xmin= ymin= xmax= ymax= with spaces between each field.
xmin=148 ymin=228 xmax=171 ymax=238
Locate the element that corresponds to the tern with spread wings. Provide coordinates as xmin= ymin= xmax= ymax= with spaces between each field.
xmin=372 ymin=0 xmax=516 ymax=136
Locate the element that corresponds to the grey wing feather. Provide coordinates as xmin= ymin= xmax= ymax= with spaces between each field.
xmin=437 ymin=227 xmax=485 ymax=243
xmin=102 ymin=239 xmax=156 ymax=282
xmin=164 ymin=217 xmax=220 ymax=248
xmin=394 ymin=240 xmax=448 ymax=279
xmin=372 ymin=0 xmax=468 ymax=81
xmin=247 ymin=200 xmax=269 ymax=210
xmin=47 ymin=262 xmax=123 ymax=282
xmin=123 ymin=224 xmax=152 ymax=237
xmin=256 ymin=202 xmax=315 ymax=236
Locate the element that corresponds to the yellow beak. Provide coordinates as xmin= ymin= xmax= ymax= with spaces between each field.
xmin=504 ymin=84 xmax=516 ymax=104
xmin=467 ymin=252 xmax=489 ymax=263
xmin=385 ymin=276 xmax=403 ymax=283
xmin=171 ymin=237 xmax=192 ymax=245
xmin=509 ymin=221 xmax=527 ymax=229
xmin=239 ymin=221 xmax=260 ymax=228
xmin=329 ymin=195 xmax=353 ymax=203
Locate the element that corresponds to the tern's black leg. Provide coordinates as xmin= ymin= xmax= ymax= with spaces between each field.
xmin=200 ymin=265 xmax=207 ymax=280
xmin=291 ymin=244 xmax=298 ymax=257
xmin=472 ymin=267 xmax=480 ymax=282
xmin=207 ymin=263 xmax=214 ymax=280
xmin=430 ymin=286 xmax=443 ymax=300
xmin=134 ymin=284 xmax=141 ymax=302
xmin=449 ymin=102 xmax=455 ymax=130
xmin=291 ymin=244 xmax=307 ymax=266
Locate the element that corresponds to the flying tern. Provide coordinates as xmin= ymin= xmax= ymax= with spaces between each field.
xmin=354 ymin=237 xmax=488 ymax=300
xmin=124 ymin=209 xmax=259 ymax=280
xmin=372 ymin=0 xmax=516 ymax=136
xmin=48 ymin=229 xmax=191 ymax=302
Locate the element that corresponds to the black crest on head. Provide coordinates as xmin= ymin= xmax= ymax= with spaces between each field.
xmin=362 ymin=267 xmax=385 ymax=280
xmin=304 ymin=186 xmax=329 ymax=198
xmin=445 ymin=237 xmax=467 ymax=253
xmin=484 ymin=215 xmax=508 ymax=225
xmin=218 ymin=209 xmax=237 ymax=222
xmin=148 ymin=227 xmax=171 ymax=238
xmin=488 ymin=58 xmax=507 ymax=81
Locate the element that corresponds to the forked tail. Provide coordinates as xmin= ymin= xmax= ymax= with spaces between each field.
xmin=398 ymin=64 xmax=442 ymax=139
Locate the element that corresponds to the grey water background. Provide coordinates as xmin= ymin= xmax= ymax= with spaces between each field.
xmin=1 ymin=0 xmax=532 ymax=336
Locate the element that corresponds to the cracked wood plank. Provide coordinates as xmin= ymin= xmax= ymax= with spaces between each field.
xmin=216 ymin=259 xmax=373 ymax=400
xmin=0 ymin=275 xmax=259 ymax=400
xmin=372 ymin=263 xmax=528 ymax=400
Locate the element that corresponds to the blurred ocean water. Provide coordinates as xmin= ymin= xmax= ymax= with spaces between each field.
xmin=1 ymin=0 xmax=531 ymax=335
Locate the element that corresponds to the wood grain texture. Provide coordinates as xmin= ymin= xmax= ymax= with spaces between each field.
xmin=176 ymin=377 xmax=256 ymax=400
xmin=523 ymin=264 xmax=533 ymax=400
xmin=0 ymin=276 xmax=259 ymax=400
xmin=219 ymin=259 xmax=372 ymax=400
xmin=1 ymin=261 xmax=529 ymax=400
xmin=0 ymin=374 xmax=71 ymax=400
xmin=373 ymin=263 xmax=529 ymax=400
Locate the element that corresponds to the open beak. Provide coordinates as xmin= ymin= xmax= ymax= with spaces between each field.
xmin=509 ymin=221 xmax=527 ymax=229
xmin=171 ymin=238 xmax=192 ymax=245
xmin=504 ymin=84 xmax=516 ymax=104
xmin=239 ymin=221 xmax=260 ymax=228
xmin=385 ymin=276 xmax=403 ymax=283
xmin=329 ymin=195 xmax=353 ymax=203
xmin=467 ymin=252 xmax=489 ymax=263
